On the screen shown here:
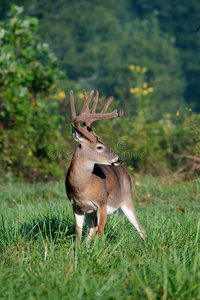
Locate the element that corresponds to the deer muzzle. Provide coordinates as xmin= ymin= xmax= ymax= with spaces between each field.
xmin=111 ymin=156 xmax=123 ymax=166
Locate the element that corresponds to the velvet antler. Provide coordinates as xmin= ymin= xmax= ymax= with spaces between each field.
xmin=70 ymin=90 xmax=123 ymax=142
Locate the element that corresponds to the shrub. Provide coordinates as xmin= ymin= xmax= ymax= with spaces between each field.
xmin=95 ymin=66 xmax=200 ymax=177
xmin=0 ymin=5 xmax=66 ymax=181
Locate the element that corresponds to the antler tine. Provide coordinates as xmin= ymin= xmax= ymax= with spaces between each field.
xmin=86 ymin=94 xmax=123 ymax=125
xmin=91 ymin=90 xmax=99 ymax=114
xmin=86 ymin=94 xmax=122 ymax=126
xmin=70 ymin=90 xmax=76 ymax=120
xmin=101 ymin=96 xmax=113 ymax=114
xmin=101 ymin=96 xmax=123 ymax=117
xmin=80 ymin=90 xmax=94 ymax=115
xmin=85 ymin=90 xmax=99 ymax=127
xmin=118 ymin=110 xmax=124 ymax=117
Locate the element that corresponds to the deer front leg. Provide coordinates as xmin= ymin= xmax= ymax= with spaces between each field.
xmin=85 ymin=212 xmax=98 ymax=241
xmin=97 ymin=206 xmax=107 ymax=236
xmin=73 ymin=205 xmax=84 ymax=243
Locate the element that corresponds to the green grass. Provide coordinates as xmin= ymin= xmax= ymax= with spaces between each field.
xmin=0 ymin=176 xmax=200 ymax=300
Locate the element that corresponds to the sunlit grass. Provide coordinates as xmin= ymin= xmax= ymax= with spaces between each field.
xmin=0 ymin=177 xmax=200 ymax=299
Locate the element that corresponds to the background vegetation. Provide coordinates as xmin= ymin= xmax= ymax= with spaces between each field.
xmin=0 ymin=2 xmax=200 ymax=180
xmin=0 ymin=4 xmax=200 ymax=300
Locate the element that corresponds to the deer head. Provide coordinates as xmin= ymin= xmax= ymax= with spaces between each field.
xmin=70 ymin=90 xmax=124 ymax=166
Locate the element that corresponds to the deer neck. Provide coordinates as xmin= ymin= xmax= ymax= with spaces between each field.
xmin=68 ymin=146 xmax=94 ymax=193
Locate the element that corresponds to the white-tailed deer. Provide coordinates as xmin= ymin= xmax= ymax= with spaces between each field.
xmin=65 ymin=90 xmax=146 ymax=242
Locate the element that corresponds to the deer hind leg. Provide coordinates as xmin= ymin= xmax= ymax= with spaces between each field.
xmin=85 ymin=212 xmax=98 ymax=241
xmin=120 ymin=201 xmax=146 ymax=241
xmin=73 ymin=205 xmax=84 ymax=243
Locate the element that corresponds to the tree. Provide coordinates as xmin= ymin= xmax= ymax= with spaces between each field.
xmin=4 ymin=0 xmax=185 ymax=117
xmin=132 ymin=0 xmax=200 ymax=111
xmin=0 ymin=5 xmax=65 ymax=180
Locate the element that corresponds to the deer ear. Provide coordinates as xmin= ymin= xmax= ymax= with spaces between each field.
xmin=71 ymin=124 xmax=84 ymax=143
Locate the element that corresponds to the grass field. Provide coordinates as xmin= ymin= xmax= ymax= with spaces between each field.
xmin=0 ymin=176 xmax=200 ymax=300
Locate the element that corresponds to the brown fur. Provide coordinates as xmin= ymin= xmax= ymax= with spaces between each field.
xmin=65 ymin=137 xmax=146 ymax=241
xmin=66 ymin=90 xmax=146 ymax=241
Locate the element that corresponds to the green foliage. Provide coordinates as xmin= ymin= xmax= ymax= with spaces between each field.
xmin=0 ymin=5 xmax=199 ymax=180
xmin=0 ymin=178 xmax=200 ymax=299
xmin=95 ymin=66 xmax=200 ymax=176
xmin=12 ymin=0 xmax=185 ymax=116
xmin=132 ymin=0 xmax=200 ymax=111
xmin=1 ymin=0 xmax=200 ymax=111
xmin=0 ymin=5 xmax=66 ymax=180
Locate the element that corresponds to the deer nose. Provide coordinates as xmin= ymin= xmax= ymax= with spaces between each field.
xmin=111 ymin=156 xmax=123 ymax=166
xmin=118 ymin=156 xmax=123 ymax=164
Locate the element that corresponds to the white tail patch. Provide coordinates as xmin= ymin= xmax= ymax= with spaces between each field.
xmin=120 ymin=205 xmax=145 ymax=240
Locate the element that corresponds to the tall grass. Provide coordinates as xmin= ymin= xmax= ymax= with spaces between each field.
xmin=0 ymin=177 xmax=200 ymax=299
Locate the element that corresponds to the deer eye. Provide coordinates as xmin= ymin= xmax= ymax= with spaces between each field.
xmin=97 ymin=146 xmax=103 ymax=150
